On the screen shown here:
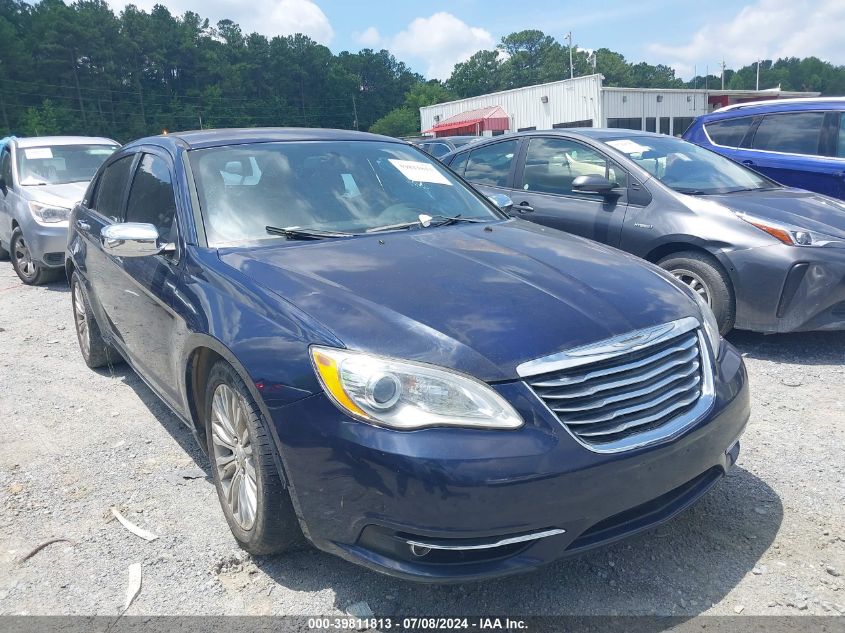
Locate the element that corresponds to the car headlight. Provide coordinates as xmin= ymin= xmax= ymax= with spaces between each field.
xmin=310 ymin=346 xmax=523 ymax=430
xmin=737 ymin=212 xmax=844 ymax=247
xmin=29 ymin=201 xmax=70 ymax=224
xmin=690 ymin=290 xmax=721 ymax=356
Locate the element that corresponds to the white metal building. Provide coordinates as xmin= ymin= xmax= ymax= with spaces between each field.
xmin=420 ymin=74 xmax=819 ymax=137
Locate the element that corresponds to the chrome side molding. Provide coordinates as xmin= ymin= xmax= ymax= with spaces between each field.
xmin=405 ymin=528 xmax=565 ymax=551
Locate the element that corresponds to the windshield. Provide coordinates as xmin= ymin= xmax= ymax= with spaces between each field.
xmin=189 ymin=140 xmax=502 ymax=246
xmin=605 ymin=135 xmax=776 ymax=194
xmin=16 ymin=144 xmax=119 ymax=186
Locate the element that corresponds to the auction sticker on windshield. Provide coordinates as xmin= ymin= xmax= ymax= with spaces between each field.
xmin=606 ymin=139 xmax=651 ymax=155
xmin=24 ymin=147 xmax=54 ymax=160
xmin=389 ymin=159 xmax=452 ymax=185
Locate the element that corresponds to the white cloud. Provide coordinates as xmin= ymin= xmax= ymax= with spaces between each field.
xmin=389 ymin=12 xmax=495 ymax=80
xmin=130 ymin=0 xmax=334 ymax=43
xmin=647 ymin=0 xmax=845 ymax=79
xmin=355 ymin=26 xmax=381 ymax=47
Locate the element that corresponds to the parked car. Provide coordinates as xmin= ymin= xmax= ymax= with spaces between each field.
xmin=410 ymin=135 xmax=480 ymax=158
xmin=0 ymin=136 xmax=119 ymax=284
xmin=442 ymin=129 xmax=845 ymax=334
xmin=683 ymin=97 xmax=845 ymax=200
xmin=67 ymin=128 xmax=748 ymax=582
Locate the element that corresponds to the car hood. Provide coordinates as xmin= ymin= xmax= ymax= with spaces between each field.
xmin=22 ymin=181 xmax=88 ymax=208
xmin=218 ymin=221 xmax=698 ymax=382
xmin=705 ymin=188 xmax=845 ymax=238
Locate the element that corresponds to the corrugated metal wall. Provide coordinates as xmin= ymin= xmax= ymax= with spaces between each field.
xmin=419 ymin=76 xmax=719 ymax=136
xmin=601 ymin=89 xmax=711 ymax=135
xmin=419 ymin=75 xmax=603 ymax=134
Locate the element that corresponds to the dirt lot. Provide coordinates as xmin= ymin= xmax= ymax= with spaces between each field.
xmin=0 ymin=263 xmax=843 ymax=617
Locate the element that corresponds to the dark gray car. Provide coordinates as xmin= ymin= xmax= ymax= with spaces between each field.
xmin=442 ymin=129 xmax=845 ymax=334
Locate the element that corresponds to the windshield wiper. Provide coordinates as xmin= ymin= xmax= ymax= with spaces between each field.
xmin=366 ymin=214 xmax=486 ymax=233
xmin=673 ymin=188 xmax=708 ymax=195
xmin=265 ymin=226 xmax=355 ymax=240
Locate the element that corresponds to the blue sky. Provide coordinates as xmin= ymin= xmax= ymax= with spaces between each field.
xmin=129 ymin=0 xmax=845 ymax=81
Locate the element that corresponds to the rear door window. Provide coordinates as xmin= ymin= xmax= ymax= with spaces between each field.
xmin=463 ymin=140 xmax=518 ymax=187
xmin=448 ymin=151 xmax=469 ymax=175
xmin=125 ymin=154 xmax=178 ymax=242
xmin=704 ymin=116 xmax=755 ymax=148
xmin=0 ymin=148 xmax=12 ymax=189
xmin=93 ymin=155 xmax=135 ymax=222
xmin=751 ymin=112 xmax=826 ymax=155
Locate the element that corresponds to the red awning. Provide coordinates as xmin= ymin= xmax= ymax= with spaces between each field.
xmin=424 ymin=105 xmax=510 ymax=136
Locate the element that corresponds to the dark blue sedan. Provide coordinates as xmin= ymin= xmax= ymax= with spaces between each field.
xmin=66 ymin=128 xmax=749 ymax=581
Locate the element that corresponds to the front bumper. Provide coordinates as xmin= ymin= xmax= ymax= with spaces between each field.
xmin=731 ymin=243 xmax=845 ymax=332
xmin=270 ymin=341 xmax=749 ymax=581
xmin=18 ymin=215 xmax=69 ymax=268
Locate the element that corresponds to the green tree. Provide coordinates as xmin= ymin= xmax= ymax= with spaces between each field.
xmin=448 ymin=49 xmax=503 ymax=97
xmin=369 ymin=107 xmax=417 ymax=137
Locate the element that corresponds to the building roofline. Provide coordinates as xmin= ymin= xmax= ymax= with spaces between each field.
xmin=419 ymin=74 xmax=604 ymax=112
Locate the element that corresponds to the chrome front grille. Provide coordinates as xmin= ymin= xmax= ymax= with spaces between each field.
xmin=518 ymin=317 xmax=713 ymax=452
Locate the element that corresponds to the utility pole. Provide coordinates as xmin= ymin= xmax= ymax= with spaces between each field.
xmin=705 ymin=64 xmax=708 ymax=90
xmin=756 ymin=59 xmax=761 ymax=91
xmin=352 ymin=95 xmax=359 ymax=131
xmin=198 ymin=114 xmax=203 ymax=130
xmin=720 ymin=60 xmax=726 ymax=89
xmin=565 ymin=32 xmax=574 ymax=79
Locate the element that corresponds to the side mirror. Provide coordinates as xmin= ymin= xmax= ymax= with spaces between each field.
xmin=487 ymin=193 xmax=514 ymax=214
xmin=572 ymin=174 xmax=620 ymax=195
xmin=101 ymin=223 xmax=173 ymax=258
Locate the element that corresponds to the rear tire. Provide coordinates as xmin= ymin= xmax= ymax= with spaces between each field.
xmin=71 ymin=271 xmax=120 ymax=369
xmin=205 ymin=360 xmax=303 ymax=555
xmin=10 ymin=227 xmax=59 ymax=285
xmin=657 ymin=251 xmax=735 ymax=334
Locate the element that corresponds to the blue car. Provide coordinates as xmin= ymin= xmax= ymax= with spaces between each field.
xmin=66 ymin=128 xmax=749 ymax=581
xmin=684 ymin=97 xmax=845 ymax=200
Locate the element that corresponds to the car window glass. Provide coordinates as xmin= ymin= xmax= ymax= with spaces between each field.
xmin=188 ymin=140 xmax=501 ymax=247
xmin=16 ymin=144 xmax=118 ymax=186
xmin=522 ymin=137 xmax=627 ymax=196
xmin=463 ymin=140 xmax=517 ymax=187
xmin=704 ymin=117 xmax=754 ymax=147
xmin=752 ymin=112 xmax=825 ymax=155
xmin=0 ymin=149 xmax=11 ymax=187
xmin=449 ymin=151 xmax=469 ymax=175
xmin=430 ymin=143 xmax=451 ymax=158
xmin=607 ymin=134 xmax=773 ymax=194
xmin=838 ymin=116 xmax=845 ymax=158
xmin=93 ymin=155 xmax=135 ymax=222
xmin=125 ymin=154 xmax=178 ymax=242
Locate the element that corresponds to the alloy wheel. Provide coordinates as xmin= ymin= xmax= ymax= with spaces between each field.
xmin=211 ymin=384 xmax=258 ymax=530
xmin=72 ymin=282 xmax=91 ymax=359
xmin=671 ymin=268 xmax=711 ymax=306
xmin=13 ymin=235 xmax=36 ymax=280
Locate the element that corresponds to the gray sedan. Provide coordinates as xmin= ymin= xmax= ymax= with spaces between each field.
xmin=0 ymin=136 xmax=119 ymax=284
xmin=443 ymin=129 xmax=845 ymax=334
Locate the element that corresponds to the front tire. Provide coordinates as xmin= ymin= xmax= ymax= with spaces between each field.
xmin=10 ymin=227 xmax=58 ymax=285
xmin=205 ymin=360 xmax=303 ymax=555
xmin=658 ymin=251 xmax=735 ymax=334
xmin=71 ymin=271 xmax=120 ymax=369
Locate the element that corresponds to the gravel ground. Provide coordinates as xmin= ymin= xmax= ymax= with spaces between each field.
xmin=0 ymin=262 xmax=843 ymax=618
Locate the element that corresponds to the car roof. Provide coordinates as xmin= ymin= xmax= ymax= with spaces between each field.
xmin=700 ymin=97 xmax=845 ymax=122
xmin=446 ymin=128 xmax=670 ymax=150
xmin=125 ymin=127 xmax=404 ymax=151
xmin=14 ymin=136 xmax=119 ymax=148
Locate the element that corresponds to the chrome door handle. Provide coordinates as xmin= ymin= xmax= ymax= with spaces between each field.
xmin=76 ymin=220 xmax=90 ymax=231
xmin=741 ymin=160 xmax=754 ymax=166
xmin=517 ymin=202 xmax=534 ymax=213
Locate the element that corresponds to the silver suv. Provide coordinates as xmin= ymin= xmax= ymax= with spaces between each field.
xmin=0 ymin=136 xmax=119 ymax=284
